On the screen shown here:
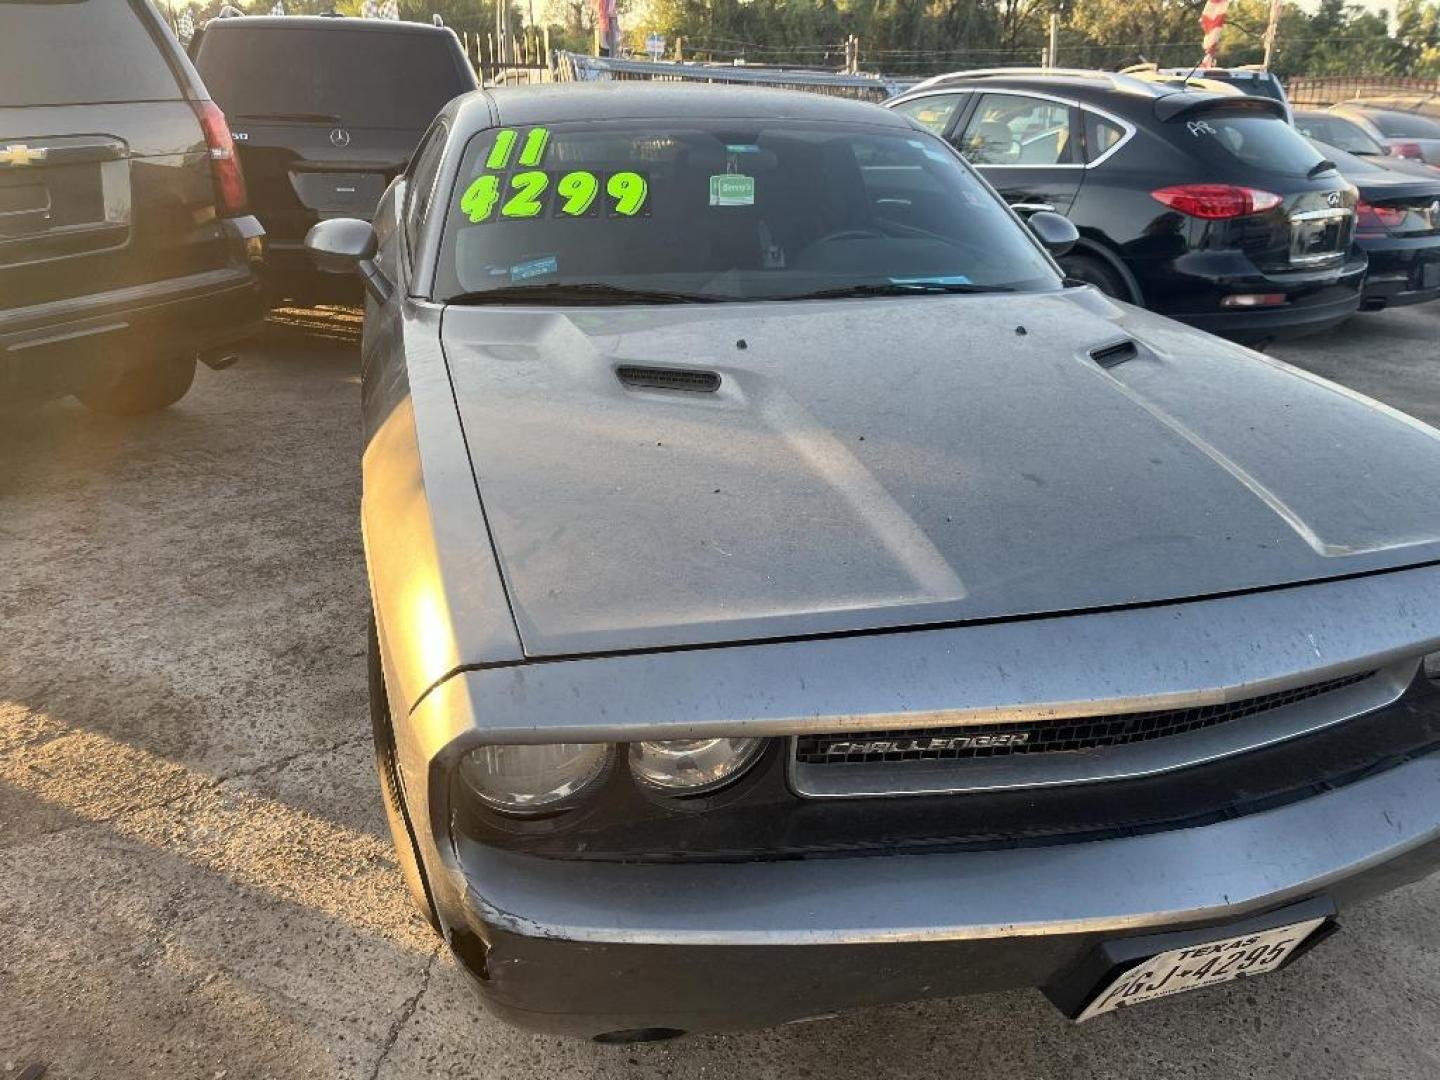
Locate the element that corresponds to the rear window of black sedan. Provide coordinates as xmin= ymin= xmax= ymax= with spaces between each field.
xmin=432 ymin=120 xmax=1061 ymax=302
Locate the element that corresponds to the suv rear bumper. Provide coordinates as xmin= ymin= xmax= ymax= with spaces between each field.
xmin=444 ymin=744 xmax=1440 ymax=1037
xmin=1 ymin=216 xmax=264 ymax=400
xmin=1160 ymin=253 xmax=1367 ymax=344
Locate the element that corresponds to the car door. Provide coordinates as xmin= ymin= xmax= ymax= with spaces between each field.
xmin=949 ymin=91 xmax=1085 ymax=215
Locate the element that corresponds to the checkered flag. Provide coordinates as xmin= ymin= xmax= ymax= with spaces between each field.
xmin=381 ymin=0 xmax=400 ymax=18
xmin=362 ymin=0 xmax=379 ymax=17
xmin=176 ymin=9 xmax=194 ymax=42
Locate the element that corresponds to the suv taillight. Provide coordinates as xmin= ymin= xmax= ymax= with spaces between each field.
xmin=195 ymin=101 xmax=248 ymax=217
xmin=1355 ymin=199 xmax=1406 ymax=234
xmin=1391 ymin=141 xmax=1424 ymax=160
xmin=1151 ymin=184 xmax=1283 ymax=220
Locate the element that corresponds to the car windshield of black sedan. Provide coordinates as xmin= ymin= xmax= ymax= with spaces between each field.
xmin=434 ymin=121 xmax=1060 ymax=303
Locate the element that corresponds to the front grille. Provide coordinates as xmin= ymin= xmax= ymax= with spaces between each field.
xmin=794 ymin=670 xmax=1378 ymax=766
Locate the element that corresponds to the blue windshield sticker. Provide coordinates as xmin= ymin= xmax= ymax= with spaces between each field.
xmin=510 ymin=255 xmax=559 ymax=282
xmin=890 ymin=275 xmax=973 ymax=285
xmin=726 ymin=144 xmax=762 ymax=154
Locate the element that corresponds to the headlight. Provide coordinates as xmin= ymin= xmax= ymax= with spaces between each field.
xmin=458 ymin=743 xmax=611 ymax=815
xmin=1425 ymin=652 xmax=1440 ymax=682
xmin=629 ymin=738 xmax=765 ymax=795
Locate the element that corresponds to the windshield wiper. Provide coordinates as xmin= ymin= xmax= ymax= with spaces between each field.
xmin=446 ymin=283 xmax=729 ymax=306
xmin=781 ymin=282 xmax=1015 ymax=301
xmin=1308 ymin=158 xmax=1339 ymax=178
xmin=234 ymin=111 xmax=344 ymax=124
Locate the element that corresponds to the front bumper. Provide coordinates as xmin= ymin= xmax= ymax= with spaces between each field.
xmin=1158 ymin=252 xmax=1367 ymax=343
xmin=396 ymin=566 xmax=1440 ymax=1038
xmin=446 ymin=746 xmax=1440 ymax=1036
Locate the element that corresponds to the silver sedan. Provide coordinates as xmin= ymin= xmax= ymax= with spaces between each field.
xmin=307 ymin=83 xmax=1440 ymax=1041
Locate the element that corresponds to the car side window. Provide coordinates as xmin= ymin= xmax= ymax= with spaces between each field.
xmin=403 ymin=122 xmax=448 ymax=259
xmin=956 ymin=94 xmax=1079 ymax=165
xmin=1083 ymin=111 xmax=1127 ymax=163
xmin=892 ymin=94 xmax=967 ymax=136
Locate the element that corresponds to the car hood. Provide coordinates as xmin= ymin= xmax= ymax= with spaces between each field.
xmin=440 ymin=290 xmax=1440 ymax=657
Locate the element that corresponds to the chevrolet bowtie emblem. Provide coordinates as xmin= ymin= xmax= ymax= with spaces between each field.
xmin=1 ymin=144 xmax=48 ymax=166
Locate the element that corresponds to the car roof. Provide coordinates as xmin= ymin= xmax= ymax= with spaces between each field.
xmin=202 ymin=14 xmax=453 ymax=35
xmin=892 ymin=68 xmax=1249 ymax=120
xmin=464 ymin=83 xmax=912 ymax=129
xmin=1155 ymin=66 xmax=1277 ymax=81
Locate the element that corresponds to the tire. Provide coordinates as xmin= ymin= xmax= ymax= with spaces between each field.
xmin=369 ymin=615 xmax=443 ymax=934
xmin=75 ymin=356 xmax=197 ymax=415
xmin=1059 ymin=253 xmax=1131 ymax=302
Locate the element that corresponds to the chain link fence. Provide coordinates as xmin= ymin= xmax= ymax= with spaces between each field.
xmin=554 ymin=52 xmax=919 ymax=101
xmin=1286 ymin=75 xmax=1440 ymax=106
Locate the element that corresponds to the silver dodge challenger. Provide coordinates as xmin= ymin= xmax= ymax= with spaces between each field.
xmin=307 ymin=84 xmax=1440 ymax=1041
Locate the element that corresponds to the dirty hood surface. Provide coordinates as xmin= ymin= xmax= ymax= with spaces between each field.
xmin=440 ymin=291 xmax=1440 ymax=657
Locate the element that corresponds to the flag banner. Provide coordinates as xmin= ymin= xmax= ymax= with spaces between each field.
xmin=382 ymin=0 xmax=400 ymax=18
xmin=362 ymin=0 xmax=379 ymax=17
xmin=177 ymin=9 xmax=195 ymax=42
xmin=1200 ymin=0 xmax=1229 ymax=65
xmin=270 ymin=1 xmax=284 ymax=14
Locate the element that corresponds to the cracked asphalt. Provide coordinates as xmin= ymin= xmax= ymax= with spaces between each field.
xmin=2 ymin=304 xmax=1439 ymax=1079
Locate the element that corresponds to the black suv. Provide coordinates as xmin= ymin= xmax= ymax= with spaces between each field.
xmin=1 ymin=0 xmax=263 ymax=414
xmin=191 ymin=14 xmax=477 ymax=303
xmin=887 ymin=69 xmax=1366 ymax=343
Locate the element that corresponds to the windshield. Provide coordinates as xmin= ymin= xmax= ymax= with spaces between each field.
xmin=1295 ymin=114 xmax=1386 ymax=156
xmin=195 ymin=27 xmax=470 ymax=129
xmin=433 ymin=120 xmax=1060 ymax=303
xmin=1364 ymin=109 xmax=1440 ymax=139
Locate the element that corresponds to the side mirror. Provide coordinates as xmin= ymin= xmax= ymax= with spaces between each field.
xmin=1026 ymin=210 xmax=1079 ymax=258
xmin=304 ymin=218 xmax=392 ymax=302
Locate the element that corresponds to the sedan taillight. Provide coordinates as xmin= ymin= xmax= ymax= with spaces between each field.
xmin=1151 ymin=184 xmax=1283 ymax=220
xmin=1391 ymin=141 xmax=1425 ymax=161
xmin=195 ymin=100 xmax=248 ymax=217
xmin=1355 ymin=199 xmax=1407 ymax=234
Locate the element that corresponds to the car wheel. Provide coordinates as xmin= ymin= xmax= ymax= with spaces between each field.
xmin=369 ymin=615 xmax=443 ymax=934
xmin=74 ymin=356 xmax=197 ymax=415
xmin=1059 ymin=253 xmax=1131 ymax=302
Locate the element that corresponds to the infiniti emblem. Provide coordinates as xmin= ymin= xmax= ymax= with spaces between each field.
xmin=329 ymin=127 xmax=351 ymax=148
xmin=1326 ymin=191 xmax=1342 ymax=208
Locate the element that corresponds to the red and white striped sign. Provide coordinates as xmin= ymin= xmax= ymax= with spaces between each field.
xmin=1200 ymin=0 xmax=1229 ymax=66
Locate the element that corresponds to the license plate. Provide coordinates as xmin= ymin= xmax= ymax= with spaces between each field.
xmin=1076 ymin=917 xmax=1327 ymax=1020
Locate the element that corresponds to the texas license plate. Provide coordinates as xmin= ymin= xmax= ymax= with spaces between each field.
xmin=1077 ymin=917 xmax=1327 ymax=1020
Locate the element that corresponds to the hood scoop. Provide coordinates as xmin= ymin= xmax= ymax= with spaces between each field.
xmin=1090 ymin=339 xmax=1139 ymax=368
xmin=616 ymin=365 xmax=721 ymax=393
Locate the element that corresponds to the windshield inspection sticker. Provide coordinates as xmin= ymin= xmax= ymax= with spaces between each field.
xmin=510 ymin=255 xmax=559 ymax=282
xmin=710 ymin=174 xmax=755 ymax=207
xmin=459 ymin=126 xmax=650 ymax=222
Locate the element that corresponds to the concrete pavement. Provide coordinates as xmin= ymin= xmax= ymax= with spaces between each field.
xmin=2 ymin=304 xmax=1438 ymax=1079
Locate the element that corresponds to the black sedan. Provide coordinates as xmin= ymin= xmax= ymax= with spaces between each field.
xmin=887 ymin=69 xmax=1366 ymax=344
xmin=1311 ymin=140 xmax=1440 ymax=310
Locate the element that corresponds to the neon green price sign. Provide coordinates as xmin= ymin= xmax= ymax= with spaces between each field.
xmin=459 ymin=126 xmax=649 ymax=222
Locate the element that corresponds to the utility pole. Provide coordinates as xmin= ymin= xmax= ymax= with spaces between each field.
xmin=1048 ymin=13 xmax=1059 ymax=69
xmin=1261 ymin=0 xmax=1283 ymax=70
